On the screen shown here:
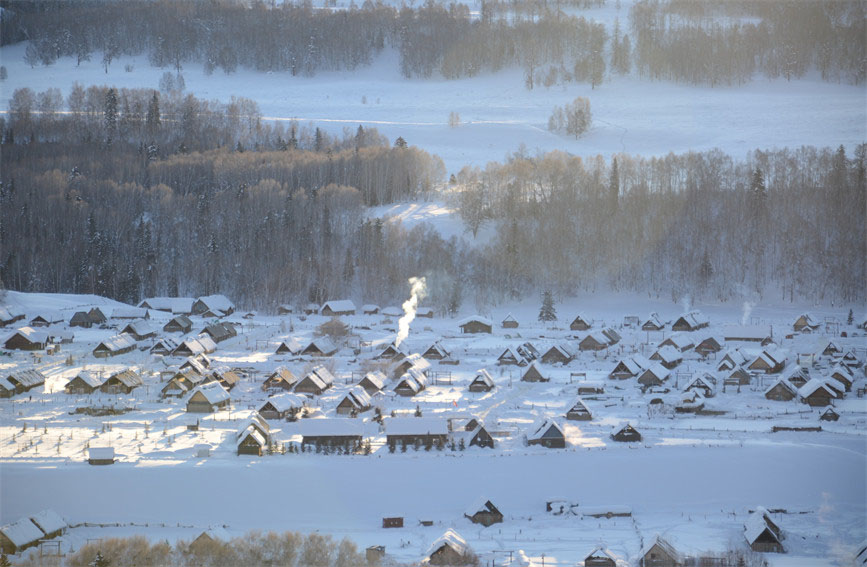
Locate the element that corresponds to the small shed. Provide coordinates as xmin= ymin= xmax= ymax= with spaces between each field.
xmin=186 ymin=382 xmax=231 ymax=413
xmin=820 ymin=407 xmax=840 ymax=422
xmin=164 ymin=315 xmax=193 ymax=334
xmin=464 ymin=497 xmax=504 ymax=527
xmin=611 ymin=423 xmax=642 ymax=442
xmin=565 ymin=397 xmax=592 ymax=421
xmin=425 ymin=529 xmax=474 ymax=566
xmin=570 ymin=313 xmax=592 ymax=331
xmin=88 ymin=447 xmax=116 ymax=465
xmin=459 ymin=316 xmax=492 ymax=334
xmin=320 ymin=299 xmax=357 ymax=316
xmin=526 ymin=418 xmax=566 ymax=449
xmin=521 ymin=361 xmax=547 ymax=383
xmin=501 ymin=313 xmax=519 ymax=329
xmin=468 ymin=369 xmax=495 ymax=392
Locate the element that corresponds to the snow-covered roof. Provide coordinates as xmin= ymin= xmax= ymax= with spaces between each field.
xmin=382 ymin=306 xmax=403 ymax=317
xmin=31 ymin=311 xmax=63 ymax=324
xmin=152 ymin=337 xmax=180 ymax=352
xmin=299 ymin=418 xmax=363 ymax=437
xmin=88 ymin=447 xmax=115 ymax=460
xmin=502 ymin=313 xmax=518 ymax=323
xmin=70 ymin=371 xmax=104 ymax=388
xmin=0 ymin=377 xmax=14 ymax=393
xmin=471 ymin=369 xmax=495 ymax=388
xmin=640 ymin=535 xmax=681 ymax=562
xmin=643 ymin=312 xmax=664 ymax=328
xmin=459 ymin=315 xmax=493 ymax=326
xmin=7 ymin=326 xmax=49 ymax=344
xmin=425 ymin=529 xmax=469 ymax=557
xmin=340 ymin=386 xmax=372 ymax=409
xmin=107 ymin=369 xmax=143 ymax=388
xmin=237 ymin=426 xmax=266 ymax=449
xmin=122 ymin=319 xmax=154 ymax=337
xmin=423 ymin=342 xmax=451 ymax=358
xmin=464 ymin=496 xmax=500 ymax=517
xmin=723 ymin=325 xmax=772 ymax=341
xmin=139 ymin=297 xmax=195 ymax=313
xmin=305 ymin=337 xmax=338 ymax=355
xmin=567 ymin=397 xmax=591 ymax=415
xmin=0 ymin=306 xmax=25 ymax=322
xmin=97 ymin=333 xmax=137 ymax=352
xmin=7 ymin=369 xmax=45 ymax=389
xmin=676 ymin=310 xmax=709 ymax=328
xmin=29 ymin=509 xmax=66 ymax=535
xmin=181 ymin=357 xmax=207 ymax=375
xmin=652 ymin=345 xmax=683 ymax=364
xmin=111 ymin=306 xmax=148 ymax=319
xmin=277 ymin=337 xmax=303 ymax=354
xmin=582 ymin=331 xmax=611 ymax=345
xmin=764 ymin=378 xmax=797 ymax=397
xmin=661 ymin=333 xmax=694 ymax=350
xmin=320 ymin=299 xmax=356 ymax=313
xmin=175 ymin=338 xmax=206 ymax=356
xmin=261 ymin=393 xmax=307 ymax=413
xmin=416 ymin=307 xmax=434 ymax=317
xmin=546 ymin=342 xmax=575 ymax=359
xmin=799 ymin=379 xmax=836 ymax=399
xmin=527 ymin=418 xmax=564 ymax=441
xmin=189 ymin=381 xmax=231 ymax=405
xmin=744 ymin=511 xmax=780 ymax=545
xmin=684 ymin=374 xmax=715 ymax=391
xmin=386 ymin=417 xmax=448 ymax=436
xmin=360 ymin=371 xmax=386 ymax=390
xmin=362 ymin=304 xmax=380 ymax=313
xmin=642 ymin=362 xmax=671 ymax=381
xmin=195 ymin=294 xmax=234 ymax=314
xmin=0 ymin=517 xmax=44 ymax=548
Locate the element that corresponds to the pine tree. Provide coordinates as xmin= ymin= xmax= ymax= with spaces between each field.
xmin=847 ymin=309 xmax=854 ymax=325
xmin=146 ymin=91 xmax=160 ymax=134
xmin=104 ymin=88 xmax=118 ymax=139
xmin=394 ymin=136 xmax=407 ymax=149
xmin=609 ymin=157 xmax=620 ymax=213
xmin=90 ymin=551 xmax=110 ymax=567
xmin=539 ymin=290 xmax=557 ymax=321
xmin=0 ymin=553 xmax=11 ymax=567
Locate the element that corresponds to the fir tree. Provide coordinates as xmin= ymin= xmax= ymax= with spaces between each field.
xmin=103 ymin=88 xmax=118 ymax=139
xmin=0 ymin=554 xmax=10 ymax=567
xmin=539 ymin=290 xmax=557 ymax=321
xmin=847 ymin=309 xmax=854 ymax=325
xmin=90 ymin=551 xmax=110 ymax=567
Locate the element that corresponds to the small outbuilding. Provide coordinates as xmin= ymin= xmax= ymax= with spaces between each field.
xmin=611 ymin=423 xmax=642 ymax=442
xmin=464 ymin=498 xmax=504 ymax=527
xmin=88 ymin=447 xmax=116 ymax=465
xmin=459 ymin=316 xmax=493 ymax=334
xmin=468 ymin=369 xmax=495 ymax=392
xmin=186 ymin=382 xmax=231 ymax=413
xmin=526 ymin=418 xmax=566 ymax=449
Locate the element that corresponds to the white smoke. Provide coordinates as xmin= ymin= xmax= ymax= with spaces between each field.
xmin=681 ymin=294 xmax=691 ymax=314
xmin=741 ymin=301 xmax=754 ymax=325
xmin=395 ymin=276 xmax=427 ymax=348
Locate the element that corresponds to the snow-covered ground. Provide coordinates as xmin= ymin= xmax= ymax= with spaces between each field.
xmin=1 ymin=42 xmax=864 ymax=174
xmin=1 ymin=291 xmax=865 ymax=565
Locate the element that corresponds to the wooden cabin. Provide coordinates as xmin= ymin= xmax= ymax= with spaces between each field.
xmin=294 ymin=366 xmax=335 ymax=395
xmin=464 ymin=498 xmax=504 ymax=527
xmin=642 ymin=313 xmax=665 ymax=331
xmin=64 ymin=372 xmax=103 ymax=395
xmin=320 ymin=300 xmax=356 ymax=316
xmin=541 ymin=343 xmax=575 ymax=365
xmin=336 ymin=386 xmax=372 ymax=416
xmin=799 ymin=380 xmax=836 ymax=407
xmin=358 ymin=371 xmax=386 ymax=395
xmin=163 ymin=315 xmax=193 ymax=334
xmin=301 ymin=337 xmax=338 ymax=357
xmin=639 ymin=536 xmax=682 ymax=566
xmin=275 ymin=338 xmax=303 ymax=356
xmin=526 ymin=419 xmax=566 ymax=449
xmin=87 ymin=447 xmax=115 ymax=465
xmin=186 ymin=382 xmax=231 ymax=413
xmin=459 ymin=317 xmax=493 ymax=334
xmin=611 ymin=423 xmax=642 ymax=442
xmin=425 ymin=529 xmax=474 ymax=566
xmin=262 ymin=367 xmax=298 ymax=392
xmin=4 ymin=327 xmax=49 ymax=351
xmin=672 ymin=310 xmax=709 ymax=332
xmin=200 ymin=322 xmax=237 ymax=343
xmin=99 ymin=369 xmax=142 ymax=394
xmin=191 ymin=294 xmax=234 ymax=317
xmin=744 ymin=512 xmax=784 ymax=553
xmin=93 ymin=334 xmax=137 ymax=358
xmin=258 ymin=393 xmax=306 ymax=421
xmin=793 ymin=313 xmax=819 ymax=332
xmin=501 ymin=313 xmax=519 ymax=328
xmin=385 ymin=417 xmax=448 ymax=450
xmin=468 ymin=369 xmax=495 ymax=392
xmin=422 ymin=342 xmax=451 ymax=361
xmin=609 ymin=356 xmax=649 ymax=380
xmin=695 ymin=335 xmax=724 ymax=357
xmin=764 ymin=379 xmax=798 ymax=402
xmin=521 ymin=362 xmax=548 ymax=383
xmin=570 ymin=313 xmax=592 ymax=331
xmin=70 ymin=311 xmax=93 ymax=328
xmin=650 ymin=345 xmax=683 ymax=369
xmin=300 ymin=419 xmax=363 ymax=450
xmin=565 ymin=397 xmax=592 ymax=421
xmin=120 ymin=319 xmax=156 ymax=341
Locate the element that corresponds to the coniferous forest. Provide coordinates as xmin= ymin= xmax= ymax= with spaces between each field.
xmin=1 ymin=83 xmax=864 ymax=309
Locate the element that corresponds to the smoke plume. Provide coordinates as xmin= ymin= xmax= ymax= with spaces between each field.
xmin=395 ymin=276 xmax=427 ymax=347
xmin=741 ymin=301 xmax=754 ymax=325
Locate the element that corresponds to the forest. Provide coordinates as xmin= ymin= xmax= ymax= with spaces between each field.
xmin=1 ymin=0 xmax=863 ymax=88
xmin=1 ymin=84 xmax=864 ymax=311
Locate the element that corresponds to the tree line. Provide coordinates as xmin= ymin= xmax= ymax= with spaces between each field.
xmin=4 ymin=0 xmax=859 ymax=87
xmin=453 ymin=144 xmax=865 ymax=304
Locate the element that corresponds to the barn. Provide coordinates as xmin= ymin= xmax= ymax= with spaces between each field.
xmin=294 ymin=366 xmax=335 ymax=395
xmin=541 ymin=343 xmax=575 ymax=365
xmin=793 ymin=313 xmax=819 ymax=332
xmin=527 ymin=418 xmax=566 ymax=449
xmin=501 ymin=313 xmax=519 ymax=328
xmin=459 ymin=316 xmax=493 ymax=334
xmin=4 ymin=327 xmax=49 ymax=351
xmin=425 ymin=529 xmax=474 ymax=566
xmin=262 ymin=367 xmax=298 ymax=392
xmin=611 ymin=423 xmax=642 ymax=442
xmin=186 ymin=382 xmax=231 ymax=413
xmin=358 ymin=371 xmax=386 ymax=395
xmin=639 ymin=536 xmax=681 ymax=566
xmin=70 ymin=311 xmax=93 ymax=328
xmin=275 ymin=338 xmax=303 ymax=355
xmin=744 ymin=511 xmax=784 ymax=553
xmin=300 ymin=419 xmax=363 ymax=450
xmin=695 ymin=335 xmax=724 ymax=357
xmin=565 ymin=397 xmax=592 ymax=421
xmin=99 ymin=369 xmax=143 ymax=394
xmin=320 ymin=299 xmax=357 ymax=316
xmin=120 ymin=319 xmax=156 ymax=341
xmin=258 ymin=393 xmax=306 ymax=421
xmin=88 ymin=447 xmax=116 ymax=465
xmin=191 ymin=294 xmax=234 ymax=317
xmin=569 ymin=313 xmax=592 ymax=331
xmin=464 ymin=498 xmax=504 ymax=527
xmin=64 ymin=371 xmax=104 ymax=395
xmin=336 ymin=386 xmax=372 ymax=416
xmin=301 ymin=337 xmax=338 ymax=357
xmin=468 ymin=369 xmax=495 ymax=392
xmin=764 ymin=379 xmax=798 ymax=402
xmin=92 ymin=334 xmax=137 ymax=358
xmin=0 ymin=517 xmax=45 ymax=554
xmin=163 ymin=315 xmax=193 ymax=334
xmin=386 ymin=417 xmax=448 ymax=450
xmin=641 ymin=313 xmax=665 ymax=331
xmin=521 ymin=361 xmax=548 ymax=383
xmin=798 ymin=380 xmax=836 ymax=407
xmin=671 ymin=310 xmax=709 ymax=332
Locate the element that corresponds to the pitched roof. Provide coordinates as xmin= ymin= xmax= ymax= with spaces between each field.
xmin=386 ymin=417 xmax=448 ymax=436
xmin=652 ymin=345 xmax=683 ymax=364
xmin=339 ymin=386 xmax=372 ymax=409
xmin=29 ymin=509 xmax=66 ymax=535
xmin=640 ymin=535 xmax=681 ymax=562
xmin=464 ymin=497 xmax=501 ymax=517
xmin=276 ymin=337 xmax=303 ymax=354
xmin=106 ymin=369 xmax=143 ymax=388
xmin=304 ymin=337 xmax=338 ymax=355
xmin=111 ymin=306 xmax=149 ymax=319
xmin=298 ymin=418 xmax=363 ymax=437
xmin=425 ymin=529 xmax=469 ymax=557
xmin=188 ymin=381 xmax=231 ymax=405
xmin=799 ymin=379 xmax=836 ymax=399
xmin=195 ymin=294 xmax=234 ymax=314
xmin=7 ymin=369 xmax=46 ymax=389
xmin=320 ymin=299 xmax=356 ymax=313
xmin=744 ymin=511 xmax=781 ymax=546
xmin=69 ymin=371 xmax=104 ymax=389
xmin=470 ymin=369 xmax=495 ymax=388
xmin=459 ymin=315 xmax=493 ymax=327
xmin=121 ymin=319 xmax=155 ymax=337
xmin=139 ymin=297 xmax=195 ymax=313
xmin=6 ymin=326 xmax=49 ymax=344
xmin=359 ymin=371 xmax=386 ymax=390
xmin=527 ymin=418 xmax=564 ymax=441
xmin=96 ymin=333 xmax=137 ymax=352
xmin=0 ymin=517 xmax=44 ymax=548
xmin=764 ymin=378 xmax=798 ymax=397
xmin=260 ymin=393 xmax=307 ymax=414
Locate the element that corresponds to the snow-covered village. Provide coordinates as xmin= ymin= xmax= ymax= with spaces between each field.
xmin=0 ymin=0 xmax=865 ymax=566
